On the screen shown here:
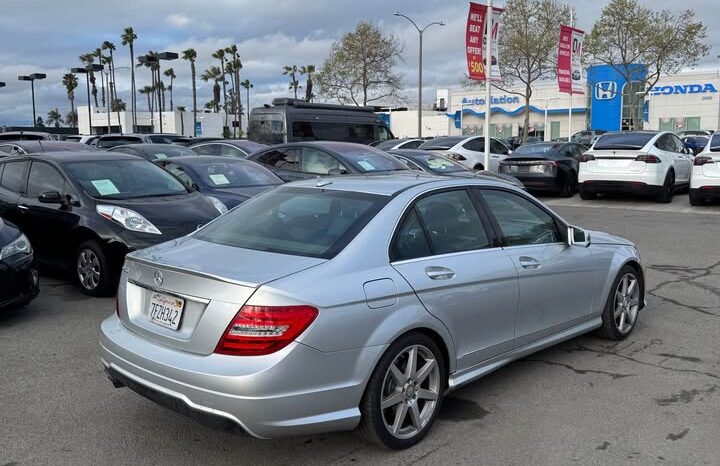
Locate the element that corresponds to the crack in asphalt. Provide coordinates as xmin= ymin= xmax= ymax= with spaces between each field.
xmin=521 ymin=358 xmax=635 ymax=380
xmin=666 ymin=428 xmax=690 ymax=441
xmin=656 ymin=353 xmax=703 ymax=364
xmin=646 ymin=261 xmax=720 ymax=318
xmin=655 ymin=385 xmax=718 ymax=406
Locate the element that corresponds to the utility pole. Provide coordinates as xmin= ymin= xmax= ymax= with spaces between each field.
xmin=483 ymin=0 xmax=493 ymax=171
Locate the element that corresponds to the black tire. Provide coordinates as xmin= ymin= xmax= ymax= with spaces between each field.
xmin=596 ymin=265 xmax=643 ymax=340
xmin=473 ymin=163 xmax=484 ymax=171
xmin=689 ymin=189 xmax=704 ymax=206
xmin=75 ymin=240 xmax=115 ymax=297
xmin=560 ymin=171 xmax=578 ymax=197
xmin=356 ymin=332 xmax=446 ymax=449
xmin=579 ymin=183 xmax=596 ymax=200
xmin=655 ymin=170 xmax=675 ymax=203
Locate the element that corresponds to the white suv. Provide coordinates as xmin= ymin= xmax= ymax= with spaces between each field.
xmin=418 ymin=136 xmax=512 ymax=172
xmin=578 ymin=131 xmax=694 ymax=203
xmin=690 ymin=134 xmax=720 ymax=205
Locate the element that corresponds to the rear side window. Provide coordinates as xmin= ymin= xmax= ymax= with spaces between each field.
xmin=402 ymin=140 xmax=423 ymax=149
xmin=191 ymin=144 xmax=221 ymax=156
xmin=253 ymin=148 xmax=300 ymax=172
xmin=300 ymin=147 xmax=345 ymax=175
xmin=481 ymin=190 xmax=560 ymax=246
xmin=0 ymin=161 xmax=27 ymax=192
xmin=220 ymin=144 xmax=248 ymax=158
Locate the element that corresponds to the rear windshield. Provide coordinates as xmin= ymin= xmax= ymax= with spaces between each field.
xmin=64 ymin=159 xmax=188 ymax=199
xmin=594 ymin=133 xmax=655 ymax=150
xmin=710 ymin=135 xmax=720 ymax=152
xmin=191 ymin=160 xmax=281 ymax=188
xmin=96 ymin=137 xmax=143 ymax=148
xmin=410 ymin=154 xmax=465 ymax=173
xmin=419 ymin=137 xmax=465 ymax=150
xmin=147 ymin=135 xmax=183 ymax=144
xmin=195 ymin=187 xmax=388 ymax=259
xmin=513 ymin=143 xmax=556 ymax=155
xmin=337 ymin=146 xmax=408 ymax=173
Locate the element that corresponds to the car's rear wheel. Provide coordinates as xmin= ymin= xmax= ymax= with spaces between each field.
xmin=689 ymin=189 xmax=704 ymax=206
xmin=76 ymin=240 xmax=114 ymax=297
xmin=597 ymin=265 xmax=643 ymax=340
xmin=656 ymin=170 xmax=675 ymax=203
xmin=357 ymin=332 xmax=445 ymax=449
xmin=560 ymin=171 xmax=578 ymax=197
xmin=473 ymin=163 xmax=484 ymax=171
xmin=579 ymin=183 xmax=596 ymax=200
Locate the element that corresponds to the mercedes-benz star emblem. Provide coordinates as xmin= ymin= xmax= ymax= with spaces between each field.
xmin=153 ymin=271 xmax=164 ymax=287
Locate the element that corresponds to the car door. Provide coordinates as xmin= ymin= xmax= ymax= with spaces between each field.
xmin=19 ymin=161 xmax=80 ymax=265
xmin=251 ymin=147 xmax=304 ymax=181
xmin=390 ymin=189 xmax=519 ymax=370
xmin=478 ymin=188 xmax=597 ymax=347
xmin=0 ymin=160 xmax=28 ymax=228
xmin=669 ymin=134 xmax=692 ymax=183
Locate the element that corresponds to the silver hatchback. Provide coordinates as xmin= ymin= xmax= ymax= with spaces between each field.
xmin=101 ymin=174 xmax=645 ymax=449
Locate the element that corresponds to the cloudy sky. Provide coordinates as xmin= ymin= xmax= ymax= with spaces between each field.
xmin=0 ymin=0 xmax=717 ymax=126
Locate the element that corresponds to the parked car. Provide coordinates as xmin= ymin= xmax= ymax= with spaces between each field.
xmin=0 ymin=218 xmax=39 ymax=310
xmin=188 ymin=139 xmax=267 ymax=158
xmin=418 ymin=136 xmax=512 ymax=172
xmin=690 ymin=134 xmax=720 ymax=205
xmin=370 ymin=138 xmax=426 ymax=150
xmin=247 ymin=141 xmax=408 ymax=181
xmin=572 ymin=130 xmax=607 ymax=146
xmin=681 ymin=135 xmax=709 ymax=155
xmin=505 ymin=136 xmax=542 ymax=149
xmin=108 ymin=143 xmax=198 ymax=161
xmin=64 ymin=135 xmax=100 ymax=145
xmin=579 ymin=131 xmax=694 ymax=203
xmin=388 ymin=149 xmax=526 ymax=189
xmin=676 ymin=129 xmax=713 ymax=139
xmin=156 ymin=156 xmax=283 ymax=210
xmin=0 ymin=141 xmax=98 ymax=157
xmin=95 ymin=133 xmax=184 ymax=149
xmin=0 ymin=152 xmax=221 ymax=296
xmin=170 ymin=136 xmax=224 ymax=147
xmin=101 ymin=174 xmax=644 ymax=449
xmin=499 ymin=142 xmax=587 ymax=196
xmin=0 ymin=131 xmax=53 ymax=141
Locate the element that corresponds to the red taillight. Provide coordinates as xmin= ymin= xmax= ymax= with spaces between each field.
xmin=694 ymin=156 xmax=715 ymax=166
xmin=215 ymin=305 xmax=319 ymax=356
xmin=634 ymin=154 xmax=661 ymax=163
xmin=579 ymin=153 xmax=595 ymax=162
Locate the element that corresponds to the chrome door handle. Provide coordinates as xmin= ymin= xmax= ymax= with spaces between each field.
xmin=18 ymin=204 xmax=29 ymax=211
xmin=519 ymin=256 xmax=541 ymax=270
xmin=425 ymin=266 xmax=455 ymax=280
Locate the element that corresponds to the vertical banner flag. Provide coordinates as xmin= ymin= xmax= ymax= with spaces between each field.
xmin=466 ymin=2 xmax=504 ymax=81
xmin=558 ymin=25 xmax=585 ymax=94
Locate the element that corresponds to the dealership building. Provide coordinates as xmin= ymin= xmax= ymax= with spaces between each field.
xmin=386 ymin=65 xmax=720 ymax=139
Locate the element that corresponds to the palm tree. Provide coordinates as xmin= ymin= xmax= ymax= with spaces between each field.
xmin=177 ymin=105 xmax=186 ymax=135
xmin=62 ymin=73 xmax=79 ymax=124
xmin=79 ymin=53 xmax=99 ymax=108
xmin=94 ymin=47 xmax=106 ymax=108
xmin=182 ymin=49 xmax=198 ymax=136
xmin=139 ymin=85 xmax=154 ymax=125
xmin=101 ymin=41 xmax=117 ymax=102
xmin=201 ymin=66 xmax=223 ymax=112
xmin=283 ymin=65 xmax=301 ymax=100
xmin=121 ymin=27 xmax=138 ymax=131
xmin=225 ymin=45 xmax=243 ymax=137
xmin=65 ymin=110 xmax=78 ymax=128
xmin=212 ymin=49 xmax=228 ymax=127
xmin=300 ymin=65 xmax=316 ymax=102
xmin=163 ymin=68 xmax=176 ymax=111
xmin=240 ymin=79 xmax=253 ymax=129
xmin=46 ymin=108 xmax=64 ymax=128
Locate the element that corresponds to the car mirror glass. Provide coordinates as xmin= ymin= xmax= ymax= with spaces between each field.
xmin=38 ymin=191 xmax=63 ymax=204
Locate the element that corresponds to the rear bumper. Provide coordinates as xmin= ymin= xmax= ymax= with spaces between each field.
xmin=511 ymin=174 xmax=562 ymax=191
xmin=580 ymin=180 xmax=663 ymax=195
xmin=99 ymin=315 xmax=383 ymax=438
xmin=690 ymin=187 xmax=720 ymax=200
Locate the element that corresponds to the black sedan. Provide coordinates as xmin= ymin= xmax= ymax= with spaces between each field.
xmin=0 ymin=141 xmax=97 ymax=157
xmin=389 ymin=149 xmax=526 ymax=189
xmin=247 ymin=141 xmax=408 ymax=181
xmin=0 ymin=218 xmax=39 ymax=310
xmin=155 ymin=156 xmax=283 ymax=210
xmin=108 ymin=143 xmax=198 ymax=161
xmin=0 ymin=152 xmax=221 ymax=296
xmin=188 ymin=139 xmax=267 ymax=158
xmin=498 ymin=142 xmax=587 ymax=196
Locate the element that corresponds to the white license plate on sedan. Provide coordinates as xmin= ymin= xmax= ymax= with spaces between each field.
xmin=149 ymin=292 xmax=185 ymax=330
xmin=530 ymin=165 xmax=546 ymax=173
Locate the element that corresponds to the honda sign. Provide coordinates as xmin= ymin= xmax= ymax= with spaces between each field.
xmin=594 ymin=82 xmax=617 ymax=101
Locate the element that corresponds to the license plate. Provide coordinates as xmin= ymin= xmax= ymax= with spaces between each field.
xmin=530 ymin=165 xmax=546 ymax=173
xmin=149 ymin=292 xmax=185 ymax=330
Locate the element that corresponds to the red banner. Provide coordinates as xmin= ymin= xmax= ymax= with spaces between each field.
xmin=466 ymin=2 xmax=487 ymax=80
xmin=557 ymin=25 xmax=585 ymax=94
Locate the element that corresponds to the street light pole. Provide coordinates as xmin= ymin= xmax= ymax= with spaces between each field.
xmin=18 ymin=73 xmax=46 ymax=128
xmin=394 ymin=12 xmax=444 ymax=138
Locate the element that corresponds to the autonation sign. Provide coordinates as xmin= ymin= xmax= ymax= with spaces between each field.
xmin=649 ymin=83 xmax=718 ymax=96
xmin=461 ymin=95 xmax=521 ymax=106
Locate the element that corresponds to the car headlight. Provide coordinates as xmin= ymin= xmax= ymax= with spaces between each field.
xmin=96 ymin=205 xmax=162 ymax=235
xmin=0 ymin=233 xmax=32 ymax=261
xmin=206 ymin=196 xmax=228 ymax=214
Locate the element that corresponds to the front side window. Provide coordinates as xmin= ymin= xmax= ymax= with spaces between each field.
xmin=0 ymin=161 xmax=27 ymax=192
xmin=481 ymin=189 xmax=560 ymax=246
xmin=26 ymin=162 xmax=66 ymax=197
xmin=300 ymin=147 xmax=344 ymax=174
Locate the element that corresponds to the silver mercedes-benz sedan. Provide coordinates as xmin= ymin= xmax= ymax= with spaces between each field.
xmin=100 ymin=174 xmax=645 ymax=449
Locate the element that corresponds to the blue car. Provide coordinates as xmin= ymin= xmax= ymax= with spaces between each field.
xmin=682 ymin=136 xmax=710 ymax=155
xmin=156 ymin=156 xmax=284 ymax=210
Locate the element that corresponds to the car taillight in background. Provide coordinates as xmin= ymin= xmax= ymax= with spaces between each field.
xmin=634 ymin=154 xmax=661 ymax=163
xmin=694 ymin=156 xmax=715 ymax=166
xmin=579 ymin=154 xmax=595 ymax=162
xmin=215 ymin=305 xmax=319 ymax=356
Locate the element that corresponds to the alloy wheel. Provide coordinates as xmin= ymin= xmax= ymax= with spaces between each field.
xmin=614 ymin=273 xmax=640 ymax=334
xmin=380 ymin=344 xmax=441 ymax=440
xmin=77 ymin=249 xmax=101 ymax=291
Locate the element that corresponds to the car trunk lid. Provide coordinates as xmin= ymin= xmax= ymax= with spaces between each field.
xmin=583 ymin=150 xmax=648 ymax=174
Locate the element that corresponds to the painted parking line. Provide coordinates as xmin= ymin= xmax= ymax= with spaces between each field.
xmin=541 ymin=196 xmax=720 ymax=215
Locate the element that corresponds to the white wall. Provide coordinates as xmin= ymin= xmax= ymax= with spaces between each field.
xmin=646 ymin=71 xmax=720 ymax=131
xmin=387 ymin=111 xmax=450 ymax=138
xmin=77 ymin=106 xmax=228 ymax=136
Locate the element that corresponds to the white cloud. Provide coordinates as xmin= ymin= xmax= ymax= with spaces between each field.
xmin=166 ymin=13 xmax=192 ymax=28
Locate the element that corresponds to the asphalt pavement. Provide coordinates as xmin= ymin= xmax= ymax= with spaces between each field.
xmin=1 ymin=192 xmax=718 ymax=466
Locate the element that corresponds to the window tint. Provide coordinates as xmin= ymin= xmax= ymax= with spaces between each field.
xmin=300 ymin=147 xmax=344 ymax=174
xmin=96 ymin=136 xmax=143 ymax=149
xmin=419 ymin=137 xmax=465 ymax=150
xmin=110 ymin=147 xmax=140 ymax=155
xmin=490 ymin=139 xmax=508 ymax=154
xmin=253 ymin=148 xmax=300 ymax=172
xmin=670 ymin=135 xmax=685 ymax=153
xmin=402 ymin=140 xmax=423 ymax=149
xmin=391 ymin=208 xmax=431 ymax=261
xmin=0 ymin=161 xmax=27 ymax=192
xmin=414 ymin=190 xmax=490 ymax=255
xmin=654 ymin=134 xmax=673 ymax=152
xmin=481 ymin=190 xmax=560 ymax=246
xmin=594 ymin=132 xmax=655 ymax=150
xmin=463 ymin=138 xmax=484 ymax=151
xmin=189 ymin=160 xmax=281 ymax=188
xmin=163 ymin=163 xmax=194 ymax=187
xmin=220 ymin=144 xmax=248 ymax=158
xmin=27 ymin=162 xmax=66 ymax=197
xmin=291 ymin=122 xmax=377 ymax=144
xmin=191 ymin=144 xmax=221 ymax=156
xmin=0 ymin=145 xmax=13 ymax=154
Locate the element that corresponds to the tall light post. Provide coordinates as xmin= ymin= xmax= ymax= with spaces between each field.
xmin=18 ymin=73 xmax=46 ymax=128
xmin=72 ymin=64 xmax=103 ymax=135
xmin=393 ymin=12 xmax=444 ymax=138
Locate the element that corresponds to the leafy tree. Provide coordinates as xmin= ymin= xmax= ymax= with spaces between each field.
xmin=182 ymin=49 xmax=198 ymax=136
xmin=316 ymin=22 xmax=403 ymax=106
xmin=121 ymin=27 xmax=138 ymax=130
xmin=300 ymin=65 xmax=316 ymax=102
xmin=47 ymin=108 xmax=64 ymax=128
xmin=585 ymin=0 xmax=710 ymax=129
xmin=283 ymin=65 xmax=302 ymax=99
xmin=62 ymin=73 xmax=79 ymax=124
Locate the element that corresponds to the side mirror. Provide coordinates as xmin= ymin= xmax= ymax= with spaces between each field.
xmin=567 ymin=225 xmax=591 ymax=247
xmin=38 ymin=191 xmax=63 ymax=204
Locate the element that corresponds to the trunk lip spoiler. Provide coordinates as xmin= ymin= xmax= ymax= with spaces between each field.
xmin=126 ymin=255 xmax=260 ymax=288
xmin=127 ymin=278 xmax=211 ymax=304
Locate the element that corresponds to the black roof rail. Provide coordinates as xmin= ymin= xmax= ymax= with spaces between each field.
xmin=270 ymin=98 xmax=375 ymax=113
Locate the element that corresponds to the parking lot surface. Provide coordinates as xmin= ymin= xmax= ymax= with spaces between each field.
xmin=1 ymin=193 xmax=719 ymax=466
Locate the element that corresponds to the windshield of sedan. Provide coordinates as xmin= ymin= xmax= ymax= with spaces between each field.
xmin=191 ymin=161 xmax=282 ymax=188
xmin=195 ymin=187 xmax=388 ymax=259
xmin=64 ymin=159 xmax=188 ymax=199
xmin=513 ymin=143 xmax=556 ymax=155
xmin=593 ymin=133 xmax=656 ymax=150
xmin=338 ymin=147 xmax=408 ymax=172
xmin=410 ymin=154 xmax=465 ymax=173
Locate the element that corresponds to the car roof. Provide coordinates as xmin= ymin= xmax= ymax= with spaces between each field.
xmin=0 ymin=141 xmax=96 ymax=151
xmin=389 ymin=149 xmax=441 ymax=157
xmin=161 ymin=155 xmax=251 ymax=164
xmin=12 ymin=151 xmax=141 ymax=163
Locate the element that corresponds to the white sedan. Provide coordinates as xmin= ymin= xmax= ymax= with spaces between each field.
xmin=578 ymin=131 xmax=694 ymax=203
xmin=690 ymin=134 xmax=720 ymax=205
xmin=418 ymin=136 xmax=512 ymax=172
